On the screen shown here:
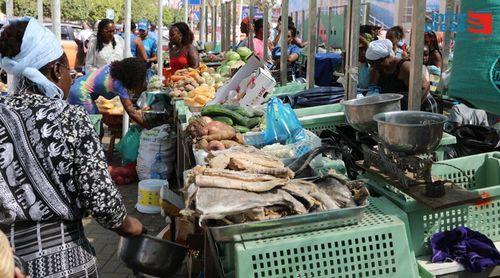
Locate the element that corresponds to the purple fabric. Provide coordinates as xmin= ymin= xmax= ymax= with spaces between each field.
xmin=430 ymin=227 xmax=500 ymax=273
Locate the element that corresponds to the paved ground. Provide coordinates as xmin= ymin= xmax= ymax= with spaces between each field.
xmin=83 ymin=129 xmax=170 ymax=277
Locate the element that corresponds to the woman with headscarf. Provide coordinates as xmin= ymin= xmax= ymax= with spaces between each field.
xmin=366 ymin=39 xmax=437 ymax=112
xmin=85 ymin=19 xmax=127 ymax=74
xmin=0 ymin=17 xmax=143 ymax=278
xmin=169 ymin=22 xmax=199 ymax=73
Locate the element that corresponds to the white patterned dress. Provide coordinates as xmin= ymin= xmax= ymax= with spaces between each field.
xmin=0 ymin=92 xmax=127 ymax=278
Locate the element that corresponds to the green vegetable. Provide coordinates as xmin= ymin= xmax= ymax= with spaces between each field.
xmin=201 ymin=105 xmax=249 ymax=126
xmin=237 ymin=47 xmax=252 ymax=60
xmin=224 ymin=50 xmax=241 ymax=61
xmin=212 ymin=116 xmax=233 ymax=126
xmin=233 ymin=125 xmax=250 ymax=133
xmin=246 ymin=117 xmax=261 ymax=129
xmin=233 ymin=106 xmax=255 ymax=118
xmin=222 ymin=104 xmax=240 ymax=111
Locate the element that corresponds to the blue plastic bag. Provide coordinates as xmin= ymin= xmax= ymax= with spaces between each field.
xmin=263 ymin=97 xmax=307 ymax=146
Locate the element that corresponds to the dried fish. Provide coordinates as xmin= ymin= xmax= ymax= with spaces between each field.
xmin=201 ymin=168 xmax=278 ymax=182
xmin=314 ymin=175 xmax=356 ymax=208
xmin=281 ymin=180 xmax=322 ymax=209
xmin=195 ymin=175 xmax=287 ymax=192
xmin=244 ymin=167 xmax=295 ymax=179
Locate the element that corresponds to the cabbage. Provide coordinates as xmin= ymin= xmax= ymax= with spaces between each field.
xmin=227 ymin=60 xmax=238 ymax=68
xmin=219 ymin=66 xmax=231 ymax=76
xmin=237 ymin=47 xmax=252 ymax=59
xmin=224 ymin=50 xmax=241 ymax=61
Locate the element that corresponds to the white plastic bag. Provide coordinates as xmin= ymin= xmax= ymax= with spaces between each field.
xmin=136 ymin=124 xmax=177 ymax=180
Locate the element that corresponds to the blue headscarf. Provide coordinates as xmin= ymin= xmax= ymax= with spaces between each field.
xmin=0 ymin=17 xmax=64 ymax=99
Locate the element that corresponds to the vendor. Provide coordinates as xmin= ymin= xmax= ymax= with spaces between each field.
xmin=358 ymin=34 xmax=372 ymax=89
xmin=239 ymin=18 xmax=272 ymax=61
xmin=169 ymin=22 xmax=199 ymax=73
xmin=69 ymin=57 xmax=151 ymax=128
xmin=85 ymin=19 xmax=127 ymax=74
xmin=366 ymin=39 xmax=437 ymax=112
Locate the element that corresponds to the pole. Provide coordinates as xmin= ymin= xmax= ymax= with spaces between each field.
xmin=122 ymin=0 xmax=132 ymax=136
xmin=280 ymin=0 xmax=289 ymax=86
xmin=6 ymin=0 xmax=13 ymax=18
xmin=221 ymin=3 xmax=226 ymax=51
xmin=442 ymin=0 xmax=454 ymax=72
xmin=327 ymin=7 xmax=333 ymax=50
xmin=408 ymin=0 xmax=426 ymax=111
xmin=301 ymin=10 xmax=306 ymax=41
xmin=205 ymin=3 xmax=210 ymax=42
xmin=212 ymin=4 xmax=216 ymax=43
xmin=232 ymin=0 xmax=237 ymax=49
xmin=262 ymin=6 xmax=269 ymax=63
xmin=51 ymin=0 xmax=61 ymax=42
xmin=347 ymin=0 xmax=360 ymax=100
xmin=184 ymin=0 xmax=189 ymax=23
xmin=200 ymin=0 xmax=206 ymax=44
xmin=248 ymin=2 xmax=255 ymax=51
xmin=343 ymin=3 xmax=351 ymax=77
xmin=225 ymin=2 xmax=231 ymax=51
xmin=316 ymin=7 xmax=321 ymax=52
xmin=306 ymin=0 xmax=317 ymax=89
xmin=157 ymin=0 xmax=164 ymax=79
xmin=37 ymin=0 xmax=44 ymax=24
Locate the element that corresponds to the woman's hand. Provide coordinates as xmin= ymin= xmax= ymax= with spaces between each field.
xmin=14 ymin=267 xmax=30 ymax=278
xmin=115 ymin=216 xmax=144 ymax=237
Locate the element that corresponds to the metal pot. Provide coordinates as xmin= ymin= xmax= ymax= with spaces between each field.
xmin=341 ymin=94 xmax=403 ymax=132
xmin=118 ymin=234 xmax=187 ymax=277
xmin=373 ymin=111 xmax=448 ymax=155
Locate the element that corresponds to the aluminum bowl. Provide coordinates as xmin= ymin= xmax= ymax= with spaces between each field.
xmin=118 ymin=234 xmax=187 ymax=277
xmin=373 ymin=111 xmax=448 ymax=155
xmin=341 ymin=94 xmax=403 ymax=132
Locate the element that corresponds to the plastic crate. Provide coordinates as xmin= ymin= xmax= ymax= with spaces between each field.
xmin=214 ymin=197 xmax=418 ymax=278
xmin=267 ymin=83 xmax=308 ymax=99
xmin=366 ymin=152 xmax=500 ymax=256
xmin=298 ymin=112 xmax=346 ymax=135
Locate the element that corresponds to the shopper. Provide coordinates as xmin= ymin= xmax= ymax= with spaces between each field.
xmin=0 ymin=17 xmax=143 ymax=278
xmin=169 ymin=22 xmax=199 ymax=72
xmin=138 ymin=20 xmax=158 ymax=66
xmin=424 ymin=31 xmax=443 ymax=68
xmin=358 ymin=34 xmax=372 ymax=89
xmin=69 ymin=57 xmax=151 ymax=128
xmin=366 ymin=39 xmax=436 ymax=112
xmin=386 ymin=26 xmax=407 ymax=59
xmin=85 ymin=19 xmax=127 ymax=74
xmin=128 ymin=21 xmax=148 ymax=61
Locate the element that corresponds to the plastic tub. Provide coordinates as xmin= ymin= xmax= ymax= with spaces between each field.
xmin=136 ymin=179 xmax=167 ymax=214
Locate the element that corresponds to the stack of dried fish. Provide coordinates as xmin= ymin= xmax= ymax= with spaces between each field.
xmin=181 ymin=146 xmax=369 ymax=225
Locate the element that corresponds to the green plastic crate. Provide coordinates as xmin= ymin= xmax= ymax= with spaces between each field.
xmin=366 ymin=152 xmax=500 ymax=256
xmin=216 ymin=197 xmax=419 ymax=278
xmin=298 ymin=111 xmax=346 ymax=135
xmin=89 ymin=114 xmax=102 ymax=135
xmin=269 ymin=83 xmax=308 ymax=98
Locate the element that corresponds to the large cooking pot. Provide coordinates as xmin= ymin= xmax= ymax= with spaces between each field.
xmin=118 ymin=234 xmax=187 ymax=277
xmin=373 ymin=111 xmax=448 ymax=155
xmin=341 ymin=94 xmax=403 ymax=132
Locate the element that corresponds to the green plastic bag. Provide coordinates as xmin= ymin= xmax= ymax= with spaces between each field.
xmin=116 ymin=125 xmax=143 ymax=164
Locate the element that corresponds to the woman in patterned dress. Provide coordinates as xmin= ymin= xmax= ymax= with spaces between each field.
xmin=0 ymin=17 xmax=144 ymax=278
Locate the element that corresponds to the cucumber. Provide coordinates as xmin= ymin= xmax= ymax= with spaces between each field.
xmin=201 ymin=105 xmax=249 ymax=126
xmin=245 ymin=117 xmax=261 ymax=129
xmin=233 ymin=125 xmax=250 ymax=133
xmin=212 ymin=116 xmax=233 ymax=126
xmin=222 ymin=104 xmax=240 ymax=111
xmin=233 ymin=106 xmax=255 ymax=118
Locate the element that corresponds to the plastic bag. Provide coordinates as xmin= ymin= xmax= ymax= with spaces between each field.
xmin=116 ymin=125 xmax=142 ymax=164
xmin=263 ymin=97 xmax=307 ymax=146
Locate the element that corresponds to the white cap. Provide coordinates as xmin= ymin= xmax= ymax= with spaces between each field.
xmin=366 ymin=39 xmax=393 ymax=61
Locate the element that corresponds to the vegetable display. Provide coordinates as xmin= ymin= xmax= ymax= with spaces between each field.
xmin=200 ymin=104 xmax=263 ymax=131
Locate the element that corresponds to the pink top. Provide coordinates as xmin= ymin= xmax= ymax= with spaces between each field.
xmin=252 ymin=38 xmax=265 ymax=60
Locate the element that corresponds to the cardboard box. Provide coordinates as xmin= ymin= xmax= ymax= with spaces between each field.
xmin=209 ymin=54 xmax=276 ymax=107
xmin=161 ymin=187 xmax=185 ymax=217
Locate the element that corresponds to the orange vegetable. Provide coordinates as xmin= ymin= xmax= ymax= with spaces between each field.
xmin=171 ymin=75 xmax=185 ymax=82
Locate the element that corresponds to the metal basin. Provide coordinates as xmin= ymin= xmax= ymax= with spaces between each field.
xmin=341 ymin=94 xmax=403 ymax=132
xmin=118 ymin=234 xmax=187 ymax=277
xmin=373 ymin=111 xmax=448 ymax=155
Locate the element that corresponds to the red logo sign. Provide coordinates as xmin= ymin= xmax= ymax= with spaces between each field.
xmin=467 ymin=12 xmax=493 ymax=35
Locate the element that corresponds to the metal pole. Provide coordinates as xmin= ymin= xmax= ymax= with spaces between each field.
xmin=221 ymin=3 xmax=226 ymax=51
xmin=226 ymin=2 xmax=231 ymax=51
xmin=37 ymin=0 xmax=44 ymax=24
xmin=316 ymin=7 xmax=321 ymax=52
xmin=122 ymin=0 xmax=132 ymax=136
xmin=442 ymin=0 xmax=455 ymax=72
xmin=327 ymin=7 xmax=333 ymax=50
xmin=347 ymin=0 xmax=360 ymax=100
xmin=51 ymin=0 xmax=61 ymax=42
xmin=301 ymin=10 xmax=306 ymax=41
xmin=232 ymin=0 xmax=237 ymax=49
xmin=157 ymin=0 xmax=163 ymax=78
xmin=6 ymin=0 xmax=13 ymax=18
xmin=343 ymin=3 xmax=351 ymax=78
xmin=262 ymin=6 xmax=269 ymax=63
xmin=184 ymin=0 xmax=189 ymax=23
xmin=200 ymin=0 xmax=206 ymax=44
xmin=205 ymin=3 xmax=210 ymax=42
xmin=408 ymin=0 xmax=426 ymax=111
xmin=306 ymin=0 xmax=317 ymax=89
xmin=280 ymin=0 xmax=289 ymax=86
xmin=248 ymin=2 xmax=255 ymax=51
xmin=212 ymin=4 xmax=216 ymax=43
